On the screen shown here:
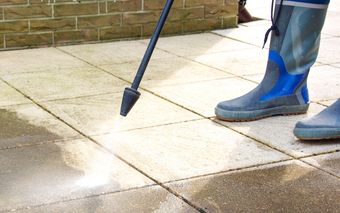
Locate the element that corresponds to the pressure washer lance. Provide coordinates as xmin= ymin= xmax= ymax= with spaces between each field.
xmin=120 ymin=0 xmax=174 ymax=117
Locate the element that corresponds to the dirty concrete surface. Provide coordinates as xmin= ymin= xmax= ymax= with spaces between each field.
xmin=1 ymin=1 xmax=340 ymax=212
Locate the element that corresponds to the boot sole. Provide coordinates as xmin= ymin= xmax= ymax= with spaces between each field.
xmin=294 ymin=127 xmax=340 ymax=140
xmin=215 ymin=104 xmax=309 ymax=122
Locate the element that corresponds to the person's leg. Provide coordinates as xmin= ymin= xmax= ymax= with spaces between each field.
xmin=215 ymin=0 xmax=329 ymax=121
xmin=294 ymin=99 xmax=340 ymax=140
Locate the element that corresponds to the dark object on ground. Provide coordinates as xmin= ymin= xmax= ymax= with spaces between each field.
xmin=120 ymin=0 xmax=174 ymax=117
xmin=238 ymin=4 xmax=253 ymax=23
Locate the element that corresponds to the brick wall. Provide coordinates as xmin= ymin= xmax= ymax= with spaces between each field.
xmin=0 ymin=0 xmax=238 ymax=50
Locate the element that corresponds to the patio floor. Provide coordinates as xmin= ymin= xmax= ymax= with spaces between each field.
xmin=1 ymin=1 xmax=340 ymax=212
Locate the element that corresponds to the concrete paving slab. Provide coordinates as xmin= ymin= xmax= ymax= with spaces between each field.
xmin=323 ymin=11 xmax=340 ymax=37
xmin=187 ymin=48 xmax=267 ymax=76
xmin=59 ymin=40 xmax=174 ymax=66
xmin=241 ymin=73 xmax=264 ymax=83
xmin=0 ymin=104 xmax=80 ymax=149
xmin=332 ymin=63 xmax=340 ymax=69
xmin=213 ymin=20 xmax=270 ymax=48
xmin=151 ymin=77 xmax=258 ymax=117
xmin=249 ymin=7 xmax=271 ymax=21
xmin=328 ymin=1 xmax=340 ymax=13
xmin=319 ymin=99 xmax=339 ymax=107
xmin=0 ymin=81 xmax=31 ymax=107
xmin=246 ymin=0 xmax=272 ymax=21
xmin=0 ymin=139 xmax=154 ymax=212
xmin=216 ymin=103 xmax=340 ymax=158
xmin=239 ymin=19 xmax=271 ymax=27
xmin=1 ymin=5 xmax=340 ymax=210
xmin=41 ymin=92 xmax=199 ymax=136
xmin=94 ymin=119 xmax=289 ymax=182
xmin=0 ymin=48 xmax=88 ymax=76
xmin=16 ymin=186 xmax=197 ymax=213
xmin=147 ymin=33 xmax=253 ymax=57
xmin=166 ymin=160 xmax=340 ymax=212
xmin=2 ymin=67 xmax=128 ymax=102
xmin=303 ymin=152 xmax=340 ymax=177
xmin=214 ymin=25 xmax=331 ymax=49
xmin=318 ymin=37 xmax=340 ymax=64
xmin=99 ymin=56 xmax=231 ymax=88
xmin=308 ymin=65 xmax=340 ymax=102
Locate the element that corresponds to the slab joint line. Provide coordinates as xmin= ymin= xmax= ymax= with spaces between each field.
xmin=0 ymin=77 xmax=206 ymax=213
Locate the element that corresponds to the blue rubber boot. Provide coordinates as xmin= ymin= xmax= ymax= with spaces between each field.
xmin=215 ymin=0 xmax=329 ymax=121
xmin=294 ymin=99 xmax=340 ymax=140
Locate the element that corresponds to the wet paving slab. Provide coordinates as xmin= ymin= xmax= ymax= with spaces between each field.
xmin=0 ymin=104 xmax=80 ymax=149
xmin=40 ymin=92 xmax=199 ymax=136
xmin=94 ymin=119 xmax=289 ymax=182
xmin=166 ymin=160 xmax=340 ymax=213
xmin=0 ymin=139 xmax=154 ymax=212
xmin=303 ymin=151 xmax=340 ymax=177
xmin=15 ymin=186 xmax=197 ymax=213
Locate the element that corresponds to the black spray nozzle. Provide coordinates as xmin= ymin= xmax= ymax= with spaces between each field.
xmin=120 ymin=87 xmax=141 ymax=117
